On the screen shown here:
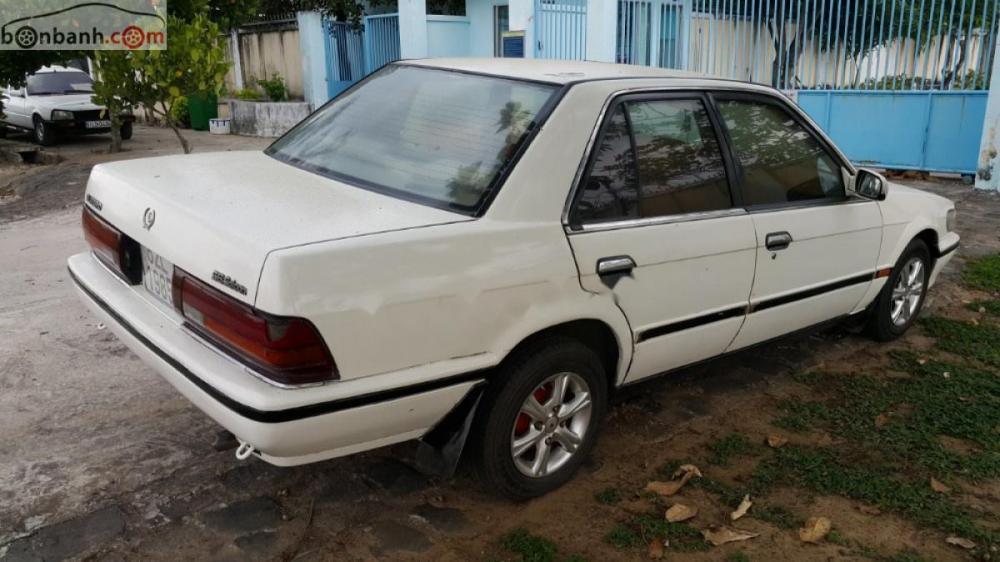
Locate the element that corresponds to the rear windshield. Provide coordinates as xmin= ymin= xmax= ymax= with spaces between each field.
xmin=266 ymin=65 xmax=558 ymax=214
xmin=27 ymin=71 xmax=93 ymax=95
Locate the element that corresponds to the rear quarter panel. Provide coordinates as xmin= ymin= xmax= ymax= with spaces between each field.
xmin=255 ymin=219 xmax=633 ymax=383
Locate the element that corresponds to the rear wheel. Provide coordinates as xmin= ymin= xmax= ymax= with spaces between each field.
xmin=472 ymin=337 xmax=608 ymax=500
xmin=867 ymin=239 xmax=930 ymax=341
xmin=120 ymin=121 xmax=133 ymax=140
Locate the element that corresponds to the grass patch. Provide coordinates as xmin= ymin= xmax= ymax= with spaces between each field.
xmin=772 ymin=353 xmax=1000 ymax=480
xmin=726 ymin=552 xmax=751 ymax=562
xmin=708 ymin=433 xmax=760 ymax=466
xmin=888 ymin=551 xmax=935 ymax=562
xmin=500 ymin=529 xmax=557 ymax=562
xmin=921 ymin=316 xmax=1000 ymax=368
xmin=962 ymin=253 xmax=1000 ymax=292
xmin=750 ymin=445 xmax=998 ymax=546
xmin=605 ymin=514 xmax=708 ymax=552
xmin=594 ymin=487 xmax=621 ymax=505
xmin=752 ymin=504 xmax=802 ymax=529
xmin=966 ymin=300 xmax=1000 ymax=316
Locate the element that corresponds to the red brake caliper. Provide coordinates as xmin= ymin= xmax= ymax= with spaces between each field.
xmin=514 ymin=383 xmax=553 ymax=436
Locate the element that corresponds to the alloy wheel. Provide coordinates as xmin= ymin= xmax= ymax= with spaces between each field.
xmin=510 ymin=372 xmax=592 ymax=478
xmin=890 ymin=257 xmax=926 ymax=326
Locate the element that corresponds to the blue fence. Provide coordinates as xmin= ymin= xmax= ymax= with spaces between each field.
xmin=535 ymin=0 xmax=588 ymax=59
xmin=322 ymin=15 xmax=400 ymax=99
xmin=618 ymin=0 xmax=690 ymax=68
xmin=798 ymin=90 xmax=988 ymax=175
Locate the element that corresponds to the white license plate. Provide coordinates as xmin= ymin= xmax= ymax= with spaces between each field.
xmin=141 ymin=246 xmax=174 ymax=307
xmin=85 ymin=120 xmax=111 ymax=129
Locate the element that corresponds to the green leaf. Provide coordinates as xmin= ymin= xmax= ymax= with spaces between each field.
xmin=168 ymin=86 xmax=180 ymax=98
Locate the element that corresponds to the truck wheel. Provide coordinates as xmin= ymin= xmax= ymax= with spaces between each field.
xmin=33 ymin=116 xmax=55 ymax=146
xmin=120 ymin=121 xmax=133 ymax=140
xmin=472 ymin=337 xmax=608 ymax=500
xmin=867 ymin=239 xmax=931 ymax=341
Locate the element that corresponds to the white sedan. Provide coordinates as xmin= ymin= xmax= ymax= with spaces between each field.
xmin=2 ymin=66 xmax=133 ymax=146
xmin=68 ymin=59 xmax=958 ymax=499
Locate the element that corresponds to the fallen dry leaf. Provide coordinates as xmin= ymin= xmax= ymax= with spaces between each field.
xmin=945 ymin=536 xmax=976 ymax=550
xmin=665 ymin=503 xmax=698 ymax=523
xmin=799 ymin=517 xmax=832 ymax=543
xmin=647 ymin=539 xmax=664 ymax=559
xmin=645 ymin=480 xmax=687 ymax=497
xmin=874 ymin=413 xmax=890 ymax=427
xmin=856 ymin=504 xmax=881 ymax=516
xmin=702 ymin=526 xmax=759 ymax=546
xmin=730 ymin=495 xmax=752 ymax=521
xmin=930 ymin=478 xmax=951 ymax=494
xmin=673 ymin=464 xmax=703 ymax=479
xmin=766 ymin=435 xmax=788 ymax=448
xmin=647 ymin=465 xmax=702 ymax=497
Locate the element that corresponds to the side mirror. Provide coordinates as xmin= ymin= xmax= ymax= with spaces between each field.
xmin=853 ymin=168 xmax=887 ymax=201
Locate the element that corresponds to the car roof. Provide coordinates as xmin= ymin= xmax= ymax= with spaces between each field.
xmin=400 ymin=58 xmax=752 ymax=87
xmin=34 ymin=65 xmax=88 ymax=74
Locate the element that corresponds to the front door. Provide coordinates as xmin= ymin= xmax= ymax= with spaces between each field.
xmin=711 ymin=94 xmax=883 ymax=351
xmin=566 ymin=93 xmax=757 ymax=383
xmin=3 ymin=89 xmax=29 ymax=128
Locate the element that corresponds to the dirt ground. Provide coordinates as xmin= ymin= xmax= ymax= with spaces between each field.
xmin=0 ymin=127 xmax=998 ymax=562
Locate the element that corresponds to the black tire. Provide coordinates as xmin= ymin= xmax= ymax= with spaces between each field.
xmin=0 ymin=124 xmax=7 ymax=138
xmin=471 ymin=336 xmax=608 ymax=500
xmin=120 ymin=121 xmax=133 ymax=140
xmin=867 ymin=239 xmax=931 ymax=341
xmin=33 ymin=116 xmax=55 ymax=146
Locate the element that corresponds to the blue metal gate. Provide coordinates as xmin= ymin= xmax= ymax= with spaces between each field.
xmin=798 ymin=90 xmax=987 ymax=175
xmin=324 ymin=20 xmax=365 ymax=98
xmin=612 ymin=0 xmax=998 ymax=175
xmin=534 ymin=0 xmax=587 ymax=60
xmin=322 ymin=14 xmax=400 ymax=99
xmin=617 ymin=0 xmax=689 ymax=68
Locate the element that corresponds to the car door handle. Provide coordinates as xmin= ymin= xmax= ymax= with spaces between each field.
xmin=596 ymin=256 xmax=636 ymax=276
xmin=765 ymin=231 xmax=793 ymax=251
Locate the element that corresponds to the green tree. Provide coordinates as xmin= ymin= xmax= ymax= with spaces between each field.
xmin=91 ymin=52 xmax=142 ymax=153
xmin=92 ymin=13 xmax=229 ymax=153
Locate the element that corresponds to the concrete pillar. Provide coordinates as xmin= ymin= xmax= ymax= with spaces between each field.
xmin=977 ymin=32 xmax=1000 ymax=191
xmin=230 ymin=29 xmax=244 ymax=90
xmin=508 ymin=0 xmax=535 ymax=57
xmin=399 ymin=0 xmax=429 ymax=59
xmin=586 ymin=0 xmax=617 ymax=62
xmin=296 ymin=11 xmax=328 ymax=109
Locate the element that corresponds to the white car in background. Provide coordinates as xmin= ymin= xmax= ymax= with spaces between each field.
xmin=68 ymin=59 xmax=958 ymax=499
xmin=1 ymin=66 xmax=133 ymax=146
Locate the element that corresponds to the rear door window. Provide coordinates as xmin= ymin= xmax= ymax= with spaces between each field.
xmin=572 ymin=96 xmax=733 ymax=225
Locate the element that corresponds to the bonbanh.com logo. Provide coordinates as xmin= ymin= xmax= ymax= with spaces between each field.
xmin=0 ymin=0 xmax=167 ymax=50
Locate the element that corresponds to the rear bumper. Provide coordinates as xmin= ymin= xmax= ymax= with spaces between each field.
xmin=67 ymin=251 xmax=482 ymax=466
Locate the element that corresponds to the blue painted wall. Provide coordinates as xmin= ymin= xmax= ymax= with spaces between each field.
xmin=798 ymin=91 xmax=988 ymax=175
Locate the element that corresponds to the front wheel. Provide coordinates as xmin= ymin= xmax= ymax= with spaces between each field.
xmin=33 ymin=116 xmax=56 ymax=146
xmin=472 ymin=337 xmax=608 ymax=500
xmin=867 ymin=239 xmax=931 ymax=341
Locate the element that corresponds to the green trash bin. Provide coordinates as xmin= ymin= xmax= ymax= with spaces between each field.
xmin=188 ymin=93 xmax=218 ymax=131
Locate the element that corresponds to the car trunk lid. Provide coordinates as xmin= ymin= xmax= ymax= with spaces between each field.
xmin=84 ymin=150 xmax=470 ymax=305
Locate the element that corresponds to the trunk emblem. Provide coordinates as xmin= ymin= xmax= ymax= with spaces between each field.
xmin=142 ymin=207 xmax=156 ymax=230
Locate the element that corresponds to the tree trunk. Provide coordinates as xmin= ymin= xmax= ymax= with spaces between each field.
xmin=169 ymin=122 xmax=192 ymax=154
xmin=108 ymin=119 xmax=122 ymax=154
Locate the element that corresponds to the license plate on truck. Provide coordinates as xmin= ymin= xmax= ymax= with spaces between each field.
xmin=141 ymin=246 xmax=174 ymax=307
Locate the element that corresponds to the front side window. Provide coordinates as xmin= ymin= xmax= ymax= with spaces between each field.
xmin=267 ymin=65 xmax=557 ymax=213
xmin=573 ymin=97 xmax=732 ymax=224
xmin=716 ymin=98 xmax=844 ymax=206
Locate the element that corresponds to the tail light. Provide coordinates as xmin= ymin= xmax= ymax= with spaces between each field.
xmin=172 ymin=268 xmax=337 ymax=385
xmin=82 ymin=206 xmax=141 ymax=284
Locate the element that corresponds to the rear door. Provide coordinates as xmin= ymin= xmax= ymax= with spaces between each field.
xmin=565 ymin=92 xmax=757 ymax=383
xmin=711 ymin=93 xmax=882 ymax=351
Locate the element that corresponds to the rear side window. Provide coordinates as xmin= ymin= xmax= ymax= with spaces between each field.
xmin=573 ymin=107 xmax=639 ymax=223
xmin=573 ymin=97 xmax=732 ymax=224
xmin=716 ymin=99 xmax=844 ymax=206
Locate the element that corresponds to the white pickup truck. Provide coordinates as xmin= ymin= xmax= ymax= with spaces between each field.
xmin=1 ymin=66 xmax=133 ymax=146
xmin=68 ymin=59 xmax=958 ymax=499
